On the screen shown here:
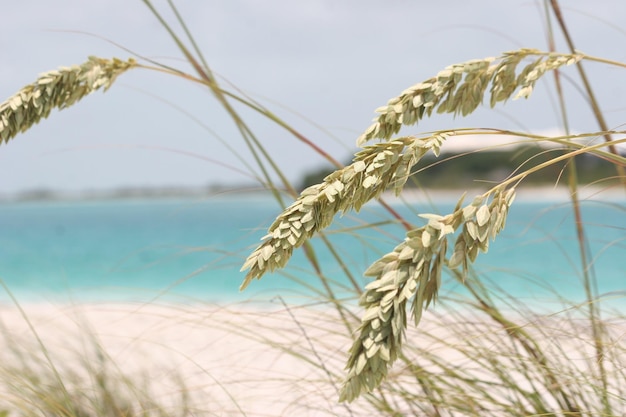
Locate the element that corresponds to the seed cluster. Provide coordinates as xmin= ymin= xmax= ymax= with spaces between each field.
xmin=1 ymin=57 xmax=136 ymax=145
xmin=240 ymin=134 xmax=448 ymax=290
xmin=339 ymin=188 xmax=515 ymax=402
xmin=357 ymin=49 xmax=582 ymax=146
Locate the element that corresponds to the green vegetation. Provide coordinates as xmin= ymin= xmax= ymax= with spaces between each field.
xmin=301 ymin=143 xmax=623 ymax=190
xmin=1 ymin=0 xmax=625 ymax=415
xmin=413 ymin=145 xmax=622 ymax=188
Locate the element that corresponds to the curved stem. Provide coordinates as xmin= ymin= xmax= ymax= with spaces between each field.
xmin=550 ymin=0 xmax=626 ymax=191
xmin=488 ymin=137 xmax=626 ymax=193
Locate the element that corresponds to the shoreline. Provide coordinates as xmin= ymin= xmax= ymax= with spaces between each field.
xmin=389 ymin=184 xmax=626 ymax=204
xmin=1 ymin=184 xmax=624 ymax=205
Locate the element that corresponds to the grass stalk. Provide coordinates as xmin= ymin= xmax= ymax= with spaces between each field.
xmin=547 ymin=2 xmax=612 ymax=414
xmin=549 ymin=0 xmax=626 ymax=189
xmin=141 ymin=0 xmax=368 ymax=336
xmin=0 ymin=280 xmax=74 ymax=413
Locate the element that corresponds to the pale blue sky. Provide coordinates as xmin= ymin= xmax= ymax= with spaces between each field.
xmin=1 ymin=1 xmax=625 ymax=194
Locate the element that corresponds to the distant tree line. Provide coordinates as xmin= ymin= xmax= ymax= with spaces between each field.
xmin=299 ymin=144 xmax=621 ymax=191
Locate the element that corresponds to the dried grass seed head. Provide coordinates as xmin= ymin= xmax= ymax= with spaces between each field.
xmin=0 ymin=57 xmax=136 ymax=145
xmin=240 ymin=134 xmax=453 ymax=290
xmin=340 ymin=188 xmax=516 ymax=402
xmin=357 ymin=49 xmax=583 ymax=146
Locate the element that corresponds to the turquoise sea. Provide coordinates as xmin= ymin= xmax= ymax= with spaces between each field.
xmin=0 ymin=194 xmax=624 ymax=307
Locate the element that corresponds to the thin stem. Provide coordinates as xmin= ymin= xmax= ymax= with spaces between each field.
xmin=550 ymin=0 xmax=626 ymax=190
xmin=275 ymin=296 xmax=355 ymax=417
xmin=455 ymin=271 xmax=581 ymax=414
xmin=549 ymin=3 xmax=612 ymax=414
xmin=140 ymin=2 xmax=372 ymax=333
xmin=490 ymin=137 xmax=626 ymax=193
xmin=0 ymin=280 xmax=75 ymax=413
xmin=318 ymin=234 xmax=362 ymax=297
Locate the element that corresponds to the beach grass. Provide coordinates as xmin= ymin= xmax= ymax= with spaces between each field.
xmin=1 ymin=289 xmax=625 ymax=416
xmin=1 ymin=0 xmax=625 ymax=415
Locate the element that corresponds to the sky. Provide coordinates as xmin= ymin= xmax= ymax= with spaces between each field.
xmin=1 ymin=1 xmax=626 ymax=194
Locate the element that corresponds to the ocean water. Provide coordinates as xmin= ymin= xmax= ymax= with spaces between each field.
xmin=0 ymin=194 xmax=624 ymax=308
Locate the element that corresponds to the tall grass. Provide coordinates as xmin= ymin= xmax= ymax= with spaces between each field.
xmin=0 ymin=0 xmax=625 ymax=415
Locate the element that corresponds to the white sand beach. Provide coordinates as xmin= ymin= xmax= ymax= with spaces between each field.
xmin=1 ymin=301 xmax=624 ymax=416
xmin=0 ymin=301 xmax=363 ymax=416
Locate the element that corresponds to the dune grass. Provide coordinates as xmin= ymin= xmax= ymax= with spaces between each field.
xmin=1 ymin=284 xmax=624 ymax=416
xmin=0 ymin=0 xmax=625 ymax=415
xmin=0 ymin=304 xmax=195 ymax=416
